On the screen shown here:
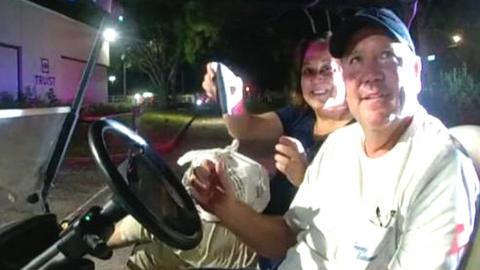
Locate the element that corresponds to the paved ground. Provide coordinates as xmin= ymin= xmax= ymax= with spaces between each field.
xmin=46 ymin=116 xmax=276 ymax=269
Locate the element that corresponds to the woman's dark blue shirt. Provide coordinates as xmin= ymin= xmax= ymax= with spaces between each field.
xmin=262 ymin=105 xmax=323 ymax=215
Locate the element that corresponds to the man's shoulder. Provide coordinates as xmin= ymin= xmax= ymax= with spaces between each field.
xmin=410 ymin=113 xmax=454 ymax=155
xmin=406 ymin=112 xmax=464 ymax=177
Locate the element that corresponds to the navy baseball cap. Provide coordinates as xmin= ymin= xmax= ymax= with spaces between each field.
xmin=330 ymin=8 xmax=415 ymax=58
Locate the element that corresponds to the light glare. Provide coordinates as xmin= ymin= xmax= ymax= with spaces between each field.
xmin=103 ymin=28 xmax=118 ymax=42
xmin=142 ymin=92 xmax=153 ymax=98
xmin=452 ymin=34 xmax=462 ymax=44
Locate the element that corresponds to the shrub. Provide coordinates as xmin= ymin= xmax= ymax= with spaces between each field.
xmin=18 ymin=85 xmax=46 ymax=107
xmin=422 ymin=63 xmax=480 ymax=126
xmin=82 ymin=102 xmax=134 ymax=116
xmin=0 ymin=91 xmax=16 ymax=109
xmin=438 ymin=64 xmax=479 ymax=109
xmin=0 ymin=86 xmax=57 ymax=109
xmin=46 ymin=88 xmax=59 ymax=106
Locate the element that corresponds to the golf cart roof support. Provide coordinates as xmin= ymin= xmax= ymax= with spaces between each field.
xmin=40 ymin=15 xmax=109 ymax=213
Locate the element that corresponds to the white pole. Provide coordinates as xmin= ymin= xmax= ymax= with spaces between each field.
xmin=123 ymin=61 xmax=127 ymax=96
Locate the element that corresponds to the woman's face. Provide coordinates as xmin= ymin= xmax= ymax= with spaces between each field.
xmin=300 ymin=41 xmax=347 ymax=117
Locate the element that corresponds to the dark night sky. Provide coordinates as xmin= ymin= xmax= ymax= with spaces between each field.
xmin=28 ymin=0 xmax=480 ymax=98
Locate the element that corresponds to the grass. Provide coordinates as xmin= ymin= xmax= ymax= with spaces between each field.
xmin=65 ymin=111 xmax=196 ymax=158
xmin=138 ymin=111 xmax=194 ymax=138
xmin=63 ymin=103 xmax=279 ymax=159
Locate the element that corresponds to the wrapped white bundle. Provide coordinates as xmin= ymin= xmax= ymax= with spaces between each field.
xmin=177 ymin=139 xmax=270 ymax=222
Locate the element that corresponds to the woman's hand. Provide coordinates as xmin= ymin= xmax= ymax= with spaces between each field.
xmin=274 ymin=136 xmax=308 ymax=187
xmin=201 ymin=62 xmax=217 ymax=102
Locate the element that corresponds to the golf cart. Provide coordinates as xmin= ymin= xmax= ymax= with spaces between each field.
xmin=0 ymin=1 xmax=479 ymax=269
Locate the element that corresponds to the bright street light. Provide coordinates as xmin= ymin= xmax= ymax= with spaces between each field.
xmin=452 ymin=34 xmax=462 ymax=44
xmin=108 ymin=75 xmax=116 ymax=83
xmin=133 ymin=93 xmax=142 ymax=104
xmin=103 ymin=28 xmax=118 ymax=42
xmin=142 ymin=92 xmax=154 ymax=98
xmin=427 ymin=54 xmax=436 ymax=62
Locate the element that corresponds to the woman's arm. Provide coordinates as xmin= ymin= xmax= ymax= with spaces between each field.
xmin=202 ymin=63 xmax=284 ymax=140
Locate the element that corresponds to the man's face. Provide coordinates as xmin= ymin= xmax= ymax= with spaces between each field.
xmin=301 ymin=41 xmax=347 ymax=118
xmin=341 ymin=27 xmax=419 ymax=131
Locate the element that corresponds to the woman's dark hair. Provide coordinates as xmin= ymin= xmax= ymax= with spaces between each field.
xmin=290 ymin=34 xmax=330 ymax=108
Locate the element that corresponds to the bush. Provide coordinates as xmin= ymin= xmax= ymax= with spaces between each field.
xmin=0 ymin=87 xmax=64 ymax=109
xmin=0 ymin=91 xmax=16 ymax=109
xmin=82 ymin=102 xmax=134 ymax=116
xmin=439 ymin=64 xmax=479 ymax=109
xmin=246 ymin=93 xmax=287 ymax=113
xmin=422 ymin=63 xmax=480 ymax=126
xmin=18 ymin=85 xmax=48 ymax=107
xmin=46 ymin=88 xmax=59 ymax=106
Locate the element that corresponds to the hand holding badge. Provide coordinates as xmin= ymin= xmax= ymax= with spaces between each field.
xmin=211 ymin=62 xmax=245 ymax=116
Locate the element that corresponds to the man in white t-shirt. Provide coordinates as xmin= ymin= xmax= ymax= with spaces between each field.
xmin=190 ymin=8 xmax=479 ymax=270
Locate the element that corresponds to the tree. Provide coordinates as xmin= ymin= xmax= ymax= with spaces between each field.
xmin=122 ymin=0 xmax=221 ymax=108
xmin=422 ymin=63 xmax=480 ymax=126
xmin=415 ymin=0 xmax=480 ymax=125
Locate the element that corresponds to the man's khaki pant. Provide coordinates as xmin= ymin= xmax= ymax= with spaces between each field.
xmin=118 ymin=215 xmax=257 ymax=270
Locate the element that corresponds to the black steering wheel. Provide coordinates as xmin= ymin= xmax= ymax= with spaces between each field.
xmin=20 ymin=119 xmax=202 ymax=269
xmin=88 ymin=118 xmax=202 ymax=250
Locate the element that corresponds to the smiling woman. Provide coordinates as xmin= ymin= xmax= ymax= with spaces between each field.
xmin=193 ymin=34 xmax=355 ymax=270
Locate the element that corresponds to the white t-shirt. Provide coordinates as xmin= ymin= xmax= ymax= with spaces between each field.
xmin=281 ymin=110 xmax=479 ymax=270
